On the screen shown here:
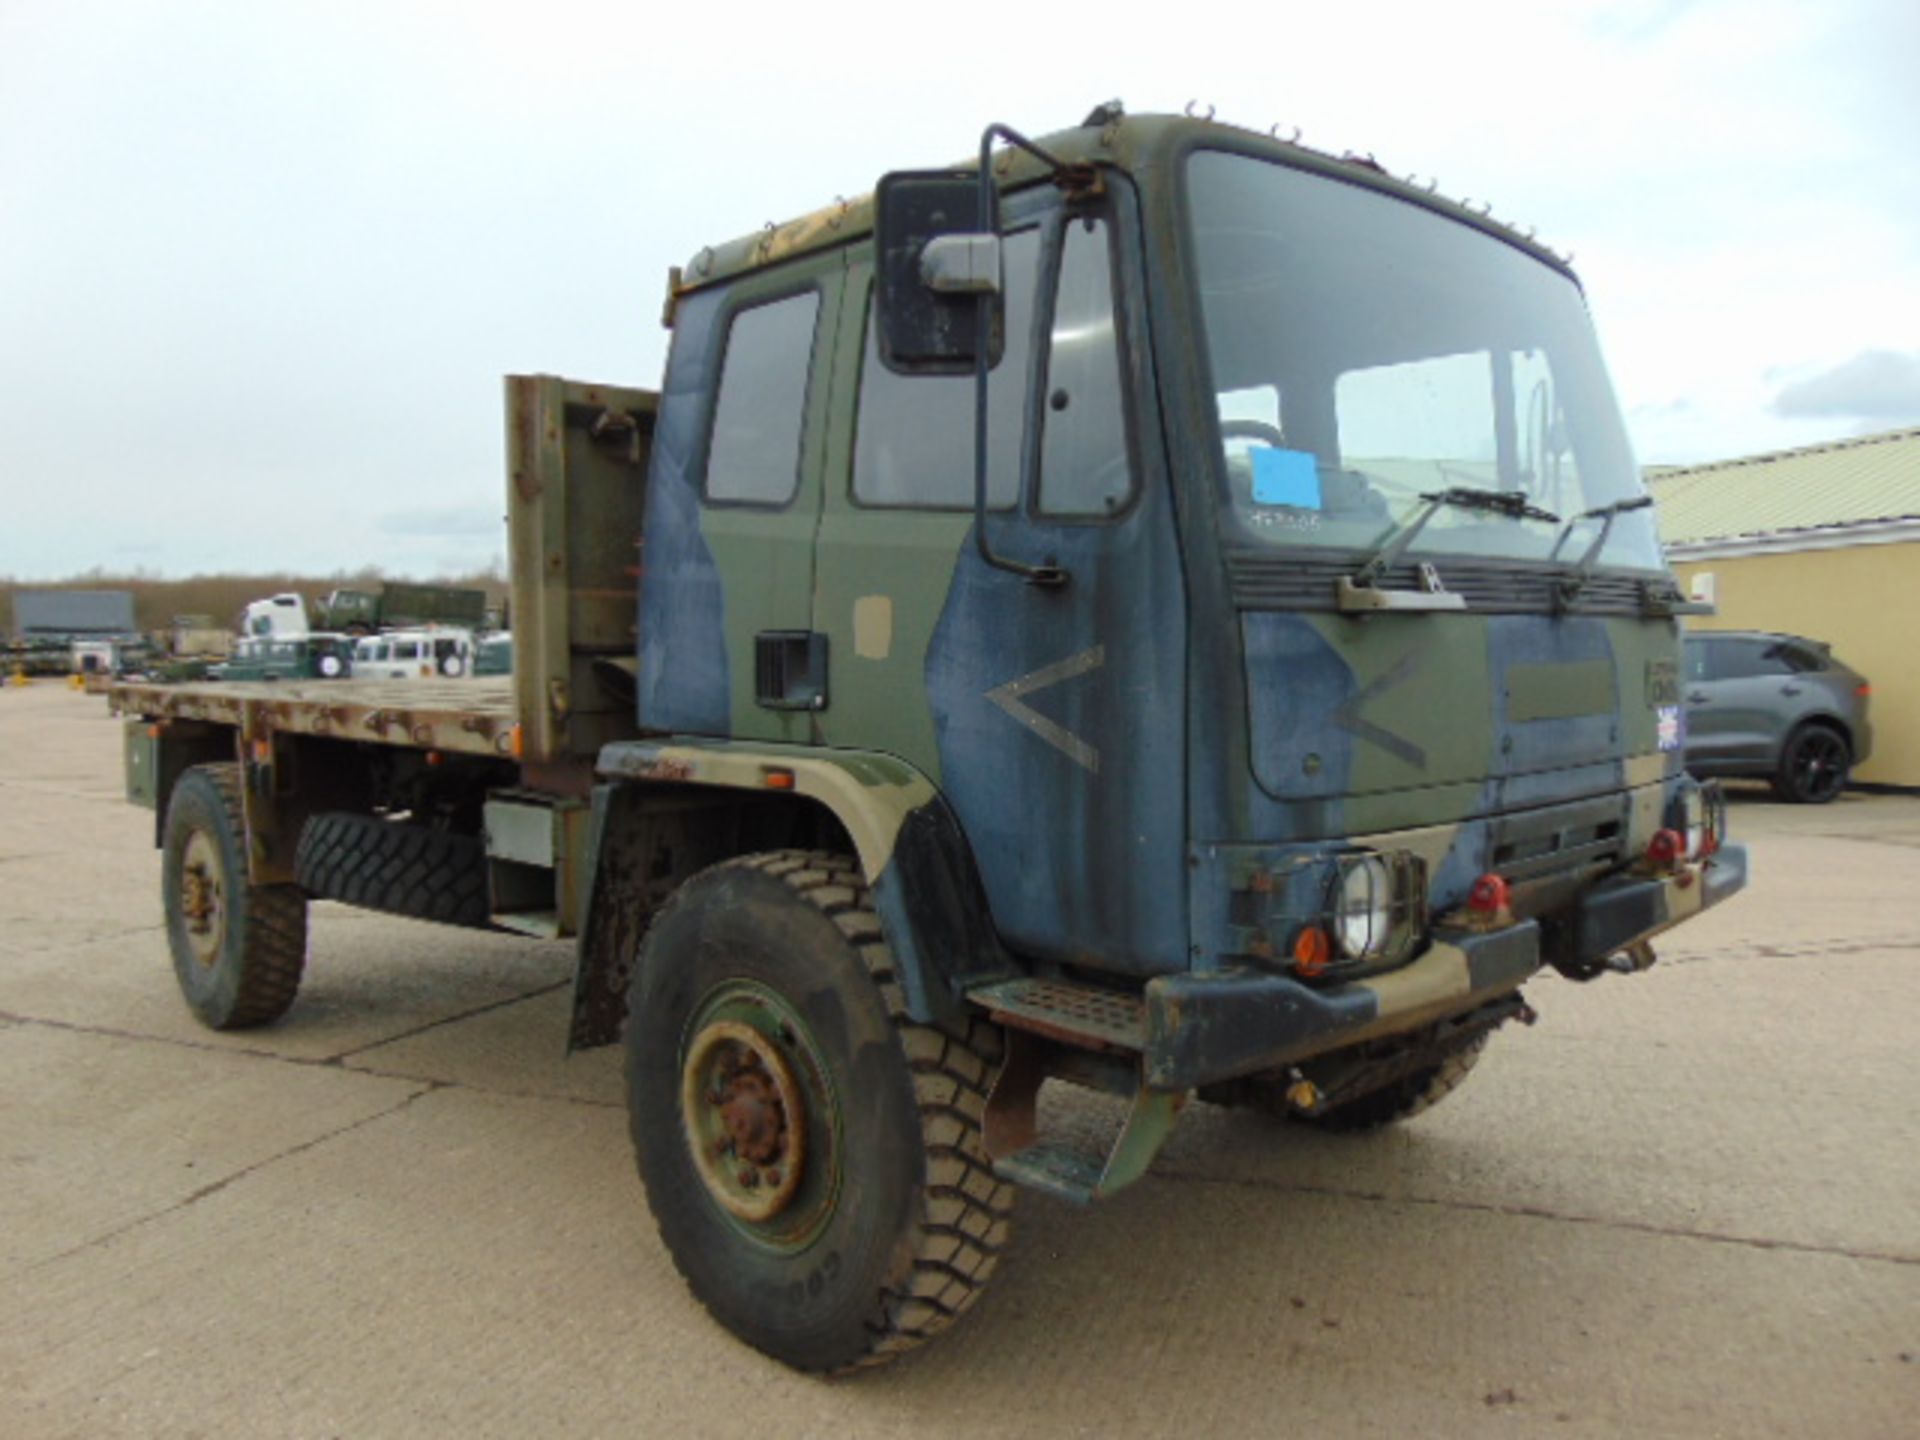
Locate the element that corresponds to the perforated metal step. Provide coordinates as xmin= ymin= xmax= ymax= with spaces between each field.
xmin=968 ymin=976 xmax=1146 ymax=1052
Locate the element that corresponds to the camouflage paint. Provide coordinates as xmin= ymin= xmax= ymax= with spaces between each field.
xmin=635 ymin=110 xmax=1742 ymax=1024
xmin=637 ymin=285 xmax=731 ymax=735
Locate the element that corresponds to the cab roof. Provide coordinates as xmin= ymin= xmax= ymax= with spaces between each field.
xmin=670 ymin=109 xmax=1573 ymax=304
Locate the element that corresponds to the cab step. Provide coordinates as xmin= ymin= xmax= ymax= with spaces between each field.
xmin=985 ymin=1076 xmax=1187 ymax=1206
xmin=990 ymin=1143 xmax=1107 ymax=1206
xmin=967 ymin=976 xmax=1146 ymax=1053
xmin=974 ymin=994 xmax=1184 ymax=1207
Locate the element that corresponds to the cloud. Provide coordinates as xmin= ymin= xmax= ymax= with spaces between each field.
xmin=376 ymin=507 xmax=504 ymax=538
xmin=1770 ymin=350 xmax=1920 ymax=423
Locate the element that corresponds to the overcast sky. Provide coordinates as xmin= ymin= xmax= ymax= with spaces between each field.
xmin=3 ymin=0 xmax=1917 ymax=580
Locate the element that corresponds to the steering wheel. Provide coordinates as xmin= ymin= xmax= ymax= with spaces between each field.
xmin=1219 ymin=418 xmax=1287 ymax=448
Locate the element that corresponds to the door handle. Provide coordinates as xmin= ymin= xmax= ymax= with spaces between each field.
xmin=1780 ymin=684 xmax=1802 ymax=696
xmin=1686 ymin=690 xmax=1709 ymax=703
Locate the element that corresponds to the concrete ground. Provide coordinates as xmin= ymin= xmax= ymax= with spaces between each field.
xmin=0 ymin=682 xmax=1913 ymax=1439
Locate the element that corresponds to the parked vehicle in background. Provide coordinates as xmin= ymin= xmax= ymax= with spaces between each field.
xmin=71 ymin=639 xmax=121 ymax=676
xmin=220 ymin=634 xmax=356 ymax=682
xmin=241 ymin=594 xmax=309 ymax=640
xmin=7 ymin=589 xmax=140 ymax=676
xmin=171 ymin=615 xmax=233 ymax=661
xmin=472 ymin=632 xmax=512 ymax=676
xmin=350 ymin=627 xmax=473 ymax=679
xmin=315 ymin=583 xmax=490 ymax=636
xmin=1683 ymin=630 xmax=1872 ymax=803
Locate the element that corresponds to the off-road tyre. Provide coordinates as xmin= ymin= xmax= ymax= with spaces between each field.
xmin=1771 ymin=722 xmax=1850 ymax=805
xmin=294 ymin=812 xmax=491 ymax=928
xmin=161 ymin=763 xmax=308 ymax=1029
xmin=1289 ymin=1037 xmax=1488 ymax=1134
xmin=626 ymin=850 xmax=1012 ymax=1373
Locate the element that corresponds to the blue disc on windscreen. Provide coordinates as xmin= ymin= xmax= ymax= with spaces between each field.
xmin=1251 ymin=448 xmax=1322 ymax=509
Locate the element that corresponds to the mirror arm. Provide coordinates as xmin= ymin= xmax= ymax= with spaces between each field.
xmin=969 ymin=124 xmax=1070 ymax=589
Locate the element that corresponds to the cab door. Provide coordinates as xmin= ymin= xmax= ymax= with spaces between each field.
xmin=638 ymin=256 xmax=843 ymax=742
xmin=813 ymin=187 xmax=1187 ymax=976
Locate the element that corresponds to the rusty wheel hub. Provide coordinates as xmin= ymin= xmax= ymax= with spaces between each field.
xmin=681 ymin=1018 xmax=808 ymax=1224
xmin=178 ymin=829 xmax=226 ymax=969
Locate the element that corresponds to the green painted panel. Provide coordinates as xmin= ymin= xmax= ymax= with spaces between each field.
xmin=808 ymin=261 xmax=969 ymax=782
xmin=1506 ymin=658 xmax=1616 ymax=721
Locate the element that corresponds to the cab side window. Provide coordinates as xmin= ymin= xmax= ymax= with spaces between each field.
xmin=854 ymin=229 xmax=1042 ymax=509
xmin=1769 ymin=641 xmax=1823 ymax=674
xmin=705 ymin=291 xmax=820 ymax=506
xmin=1710 ymin=638 xmax=1796 ymax=680
xmin=1039 ymin=217 xmax=1134 ymax=517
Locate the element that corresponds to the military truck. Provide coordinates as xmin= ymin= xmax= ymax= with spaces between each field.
xmin=110 ymin=106 xmax=1746 ymax=1374
xmin=314 ymin=581 xmax=490 ymax=636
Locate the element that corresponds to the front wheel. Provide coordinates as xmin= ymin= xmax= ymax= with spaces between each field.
xmin=1773 ymin=723 xmax=1850 ymax=804
xmin=626 ymin=851 xmax=1012 ymax=1372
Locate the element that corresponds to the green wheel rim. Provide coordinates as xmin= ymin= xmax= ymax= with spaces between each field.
xmin=678 ymin=980 xmax=842 ymax=1253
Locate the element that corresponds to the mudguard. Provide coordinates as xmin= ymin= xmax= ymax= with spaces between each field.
xmin=577 ymin=739 xmax=1012 ymax=1043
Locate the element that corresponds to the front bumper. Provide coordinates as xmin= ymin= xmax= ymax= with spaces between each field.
xmin=1142 ymin=842 xmax=1749 ymax=1091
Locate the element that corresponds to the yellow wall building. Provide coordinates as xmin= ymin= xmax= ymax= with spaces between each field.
xmin=1650 ymin=427 xmax=1920 ymax=788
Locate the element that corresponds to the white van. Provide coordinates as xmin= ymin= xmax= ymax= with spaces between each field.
xmin=350 ymin=628 xmax=475 ymax=680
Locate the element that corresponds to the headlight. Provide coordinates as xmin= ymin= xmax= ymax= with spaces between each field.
xmin=1681 ymin=786 xmax=1705 ymax=859
xmin=1328 ymin=852 xmax=1426 ymax=964
xmin=1666 ymin=780 xmax=1725 ymax=860
xmin=1333 ymin=854 xmax=1392 ymax=959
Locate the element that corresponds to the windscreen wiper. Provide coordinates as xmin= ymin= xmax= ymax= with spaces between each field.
xmin=1550 ymin=494 xmax=1654 ymax=608
xmin=1338 ymin=486 xmax=1560 ymax=613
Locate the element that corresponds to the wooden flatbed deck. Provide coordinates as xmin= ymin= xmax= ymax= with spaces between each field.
xmin=109 ymin=679 xmax=520 ymax=759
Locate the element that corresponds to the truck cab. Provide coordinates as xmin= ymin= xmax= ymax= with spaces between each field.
xmin=241 ymin=593 xmax=309 ymax=640
xmin=631 ymin=111 xmax=1739 ymax=1044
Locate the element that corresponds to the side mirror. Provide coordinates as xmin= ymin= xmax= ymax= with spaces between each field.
xmin=873 ymin=170 xmax=1003 ymax=375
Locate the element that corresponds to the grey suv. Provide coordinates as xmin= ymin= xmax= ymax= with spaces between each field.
xmin=1683 ymin=631 xmax=1872 ymax=803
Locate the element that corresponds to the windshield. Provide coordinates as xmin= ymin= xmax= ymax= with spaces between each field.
xmin=1187 ymin=151 xmax=1662 ymax=572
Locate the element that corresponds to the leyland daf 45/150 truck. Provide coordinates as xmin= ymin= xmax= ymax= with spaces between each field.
xmin=111 ymin=105 xmax=1746 ymax=1373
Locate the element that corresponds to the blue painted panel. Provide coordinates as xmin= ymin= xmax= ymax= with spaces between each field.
xmin=925 ymin=497 xmax=1190 ymax=976
xmin=638 ymin=288 xmax=731 ymax=735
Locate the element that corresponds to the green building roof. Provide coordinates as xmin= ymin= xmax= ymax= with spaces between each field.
xmin=1648 ymin=426 xmax=1920 ymax=547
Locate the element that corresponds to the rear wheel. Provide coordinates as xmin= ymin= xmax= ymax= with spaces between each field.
xmin=161 ymin=764 xmax=308 ymax=1029
xmin=626 ymin=850 xmax=1012 ymax=1372
xmin=1773 ymin=723 xmax=1849 ymax=804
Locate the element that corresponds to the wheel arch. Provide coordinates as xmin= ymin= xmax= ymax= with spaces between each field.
xmin=1789 ymin=710 xmax=1854 ymax=757
xmin=568 ymin=741 xmax=1015 ymax=1050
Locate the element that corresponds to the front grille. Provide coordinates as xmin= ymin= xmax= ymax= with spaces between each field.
xmin=1227 ymin=550 xmax=1682 ymax=617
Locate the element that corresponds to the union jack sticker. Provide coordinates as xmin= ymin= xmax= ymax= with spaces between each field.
xmin=1656 ymin=705 xmax=1685 ymax=752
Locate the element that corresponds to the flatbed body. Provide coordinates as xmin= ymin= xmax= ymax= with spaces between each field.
xmin=110 ymin=678 xmax=520 ymax=760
